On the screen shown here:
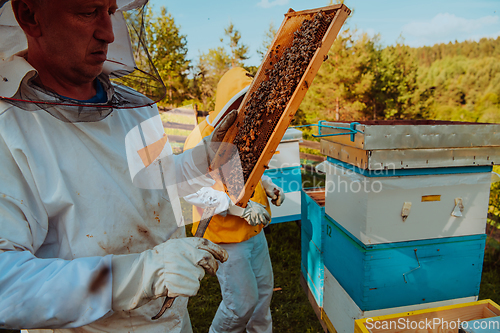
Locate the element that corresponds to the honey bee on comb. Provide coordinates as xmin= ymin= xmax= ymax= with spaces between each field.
xmin=232 ymin=11 xmax=333 ymax=181
xmin=214 ymin=5 xmax=351 ymax=206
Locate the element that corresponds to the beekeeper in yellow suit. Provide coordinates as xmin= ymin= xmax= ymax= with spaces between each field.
xmin=184 ymin=67 xmax=285 ymax=333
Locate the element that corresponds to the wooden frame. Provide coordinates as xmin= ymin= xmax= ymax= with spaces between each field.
xmin=212 ymin=4 xmax=351 ymax=206
xmin=354 ymin=299 xmax=500 ymax=333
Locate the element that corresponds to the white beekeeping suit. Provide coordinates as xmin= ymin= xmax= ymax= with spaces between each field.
xmin=0 ymin=1 xmax=229 ymax=332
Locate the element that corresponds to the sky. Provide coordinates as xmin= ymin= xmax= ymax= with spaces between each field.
xmin=150 ymin=0 xmax=500 ymax=67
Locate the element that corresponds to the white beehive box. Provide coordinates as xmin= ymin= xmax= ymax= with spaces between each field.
xmin=318 ymin=160 xmax=492 ymax=245
xmin=265 ymin=128 xmax=303 ymax=223
xmin=322 ymin=267 xmax=478 ymax=333
xmin=267 ymin=128 xmax=302 ymax=170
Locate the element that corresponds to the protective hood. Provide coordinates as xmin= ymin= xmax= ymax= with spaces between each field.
xmin=0 ymin=0 xmax=165 ymax=120
xmin=0 ymin=0 xmax=146 ymax=71
xmin=207 ymin=67 xmax=252 ymax=128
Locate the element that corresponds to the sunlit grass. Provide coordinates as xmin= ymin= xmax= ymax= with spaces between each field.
xmin=300 ymin=147 xmax=323 ymax=156
xmin=164 ymin=128 xmax=192 ymax=137
xmin=186 ymin=221 xmax=324 ymax=333
xmin=181 ymin=195 xmax=323 ymax=332
xmin=160 ymin=111 xmax=196 ymax=125
xmin=479 ymin=246 xmax=500 ymax=304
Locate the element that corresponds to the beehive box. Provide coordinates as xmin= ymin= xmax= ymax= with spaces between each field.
xmin=319 ymin=120 xmax=500 ymax=151
xmin=301 ymin=187 xmax=326 ymax=306
xmin=460 ymin=316 xmax=500 ymax=333
xmin=264 ymin=128 xmax=303 ymax=223
xmin=319 ymin=159 xmax=492 ymax=245
xmin=212 ymin=5 xmax=350 ymax=206
xmin=266 ymin=128 xmax=302 ymax=170
xmin=321 ymin=139 xmax=500 ymax=170
xmin=323 ymin=215 xmax=486 ymax=311
xmin=321 ymin=267 xmax=477 ymax=333
xmin=354 ymin=299 xmax=500 ymax=333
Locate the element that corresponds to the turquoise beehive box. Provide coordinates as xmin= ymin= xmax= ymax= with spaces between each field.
xmin=323 ymin=215 xmax=486 ymax=311
xmin=301 ymin=188 xmax=325 ymax=307
xmin=265 ymin=128 xmax=303 ymax=224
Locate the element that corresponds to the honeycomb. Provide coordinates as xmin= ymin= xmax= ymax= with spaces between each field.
xmin=214 ymin=4 xmax=351 ymax=205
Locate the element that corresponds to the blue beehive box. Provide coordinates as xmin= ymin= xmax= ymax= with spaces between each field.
xmin=301 ymin=188 xmax=325 ymax=307
xmin=265 ymin=167 xmax=302 ymax=223
xmin=461 ymin=316 xmax=500 ymax=333
xmin=323 ymin=215 xmax=486 ymax=311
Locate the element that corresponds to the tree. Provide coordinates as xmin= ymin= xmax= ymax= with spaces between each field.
xmin=411 ymin=37 xmax=500 ymax=66
xmin=193 ymin=47 xmax=232 ymax=110
xmin=300 ymin=29 xmax=427 ymax=125
xmin=257 ymin=22 xmax=277 ymax=61
xmin=223 ymin=22 xmax=250 ymax=67
xmin=191 ymin=23 xmax=250 ymax=110
xmin=147 ymin=7 xmax=191 ymax=106
xmin=124 ymin=5 xmax=190 ymax=106
xmin=417 ymin=55 xmax=500 ymax=122
xmin=301 ymin=29 xmax=380 ymax=123
xmin=376 ymin=42 xmax=429 ymax=120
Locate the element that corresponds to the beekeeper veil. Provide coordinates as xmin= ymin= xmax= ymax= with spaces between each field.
xmin=0 ymin=0 xmax=166 ymax=122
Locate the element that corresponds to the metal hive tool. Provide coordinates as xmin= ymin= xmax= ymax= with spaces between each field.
xmin=212 ymin=4 xmax=351 ymax=207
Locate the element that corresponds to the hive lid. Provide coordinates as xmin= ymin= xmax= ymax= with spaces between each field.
xmin=281 ymin=128 xmax=303 ymax=142
xmin=320 ymin=139 xmax=500 ymax=170
xmin=319 ymin=120 xmax=500 ymax=150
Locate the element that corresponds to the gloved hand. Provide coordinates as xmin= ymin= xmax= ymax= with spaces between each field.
xmin=184 ymin=187 xmax=231 ymax=217
xmin=208 ymin=109 xmax=238 ymax=146
xmin=262 ymin=177 xmax=285 ymax=206
xmin=111 ymin=237 xmax=228 ymax=311
xmin=192 ymin=110 xmax=238 ymax=174
xmin=228 ymin=200 xmax=271 ymax=227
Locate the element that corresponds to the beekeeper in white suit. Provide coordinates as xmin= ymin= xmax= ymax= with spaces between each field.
xmin=0 ymin=0 xmax=236 ymax=332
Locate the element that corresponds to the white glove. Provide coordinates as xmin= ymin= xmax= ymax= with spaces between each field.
xmin=111 ymin=237 xmax=228 ymax=311
xmin=262 ymin=177 xmax=285 ymax=206
xmin=228 ymin=200 xmax=271 ymax=227
xmin=183 ymin=187 xmax=231 ymax=217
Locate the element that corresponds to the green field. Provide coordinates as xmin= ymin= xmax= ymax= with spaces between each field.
xmin=159 ymin=111 xmax=197 ymax=125
xmin=163 ymin=127 xmax=192 ymax=137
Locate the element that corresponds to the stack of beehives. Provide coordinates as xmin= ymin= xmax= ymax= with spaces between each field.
xmin=301 ymin=120 xmax=500 ymax=333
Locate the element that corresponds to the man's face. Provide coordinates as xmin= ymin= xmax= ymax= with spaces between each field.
xmin=34 ymin=0 xmax=117 ymax=86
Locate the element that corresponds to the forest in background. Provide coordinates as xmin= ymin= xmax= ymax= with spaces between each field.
xmin=124 ymin=6 xmax=500 ymax=234
xmin=126 ymin=5 xmax=500 ymax=125
xmin=298 ymin=32 xmax=500 ymax=125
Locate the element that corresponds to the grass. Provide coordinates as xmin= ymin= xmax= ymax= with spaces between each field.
xmin=479 ymin=228 xmax=500 ymax=304
xmin=187 ymin=222 xmax=325 ymax=333
xmin=479 ymin=255 xmax=500 ymax=304
xmin=159 ymin=112 xmax=197 ymax=125
xmin=160 ymin=110 xmax=197 ymax=145
xmin=183 ymin=192 xmax=324 ymax=332
xmin=170 ymin=141 xmax=185 ymax=153
xmin=265 ymin=223 xmax=325 ymax=333
xmin=300 ymin=147 xmax=324 ymax=157
xmin=163 ymin=127 xmax=192 ymax=137
xmin=0 ymin=221 xmax=323 ymax=333
xmin=2 ymin=168 xmax=498 ymax=333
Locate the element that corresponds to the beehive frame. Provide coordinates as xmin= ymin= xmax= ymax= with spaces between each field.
xmin=214 ymin=4 xmax=351 ymax=206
